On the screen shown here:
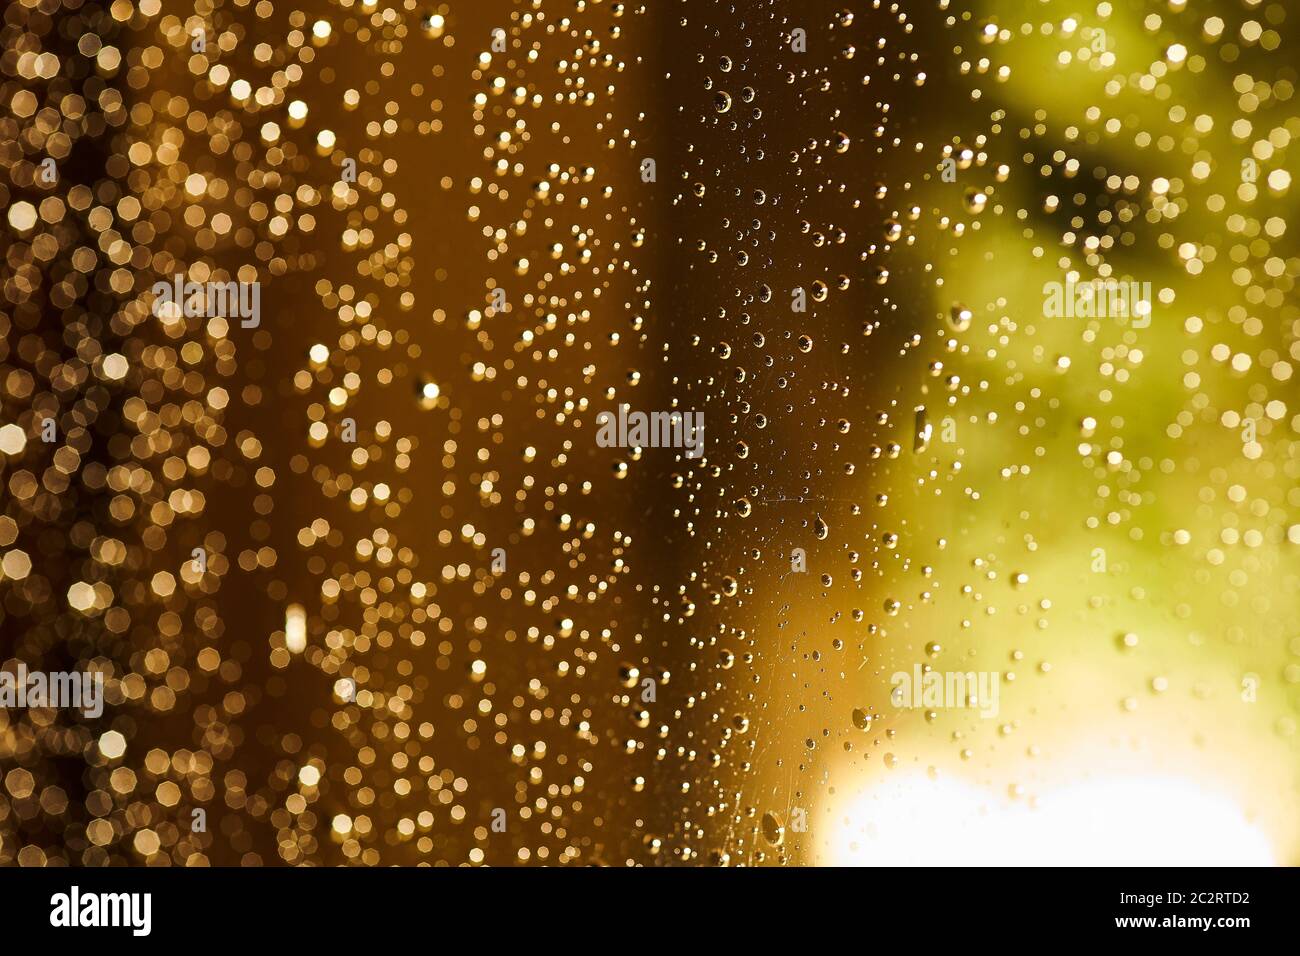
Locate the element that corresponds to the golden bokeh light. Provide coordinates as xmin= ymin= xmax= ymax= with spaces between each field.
xmin=0 ymin=0 xmax=1296 ymax=871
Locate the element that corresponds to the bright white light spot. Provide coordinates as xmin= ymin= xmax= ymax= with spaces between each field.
xmin=824 ymin=772 xmax=1273 ymax=866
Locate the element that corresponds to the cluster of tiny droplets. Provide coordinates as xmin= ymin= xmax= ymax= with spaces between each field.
xmin=2 ymin=0 xmax=1297 ymax=868
xmin=661 ymin=0 xmax=1297 ymax=865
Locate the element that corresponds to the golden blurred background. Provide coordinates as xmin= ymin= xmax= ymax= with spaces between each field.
xmin=1 ymin=0 xmax=1296 ymax=866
